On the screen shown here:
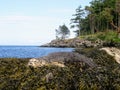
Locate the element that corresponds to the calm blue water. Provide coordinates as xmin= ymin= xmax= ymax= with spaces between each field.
xmin=0 ymin=46 xmax=73 ymax=58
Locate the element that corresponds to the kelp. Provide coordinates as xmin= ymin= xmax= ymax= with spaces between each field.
xmin=0 ymin=48 xmax=120 ymax=90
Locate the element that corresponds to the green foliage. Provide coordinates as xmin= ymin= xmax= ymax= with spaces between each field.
xmin=97 ymin=31 xmax=116 ymax=40
xmin=71 ymin=0 xmax=119 ymax=35
xmin=80 ymin=31 xmax=120 ymax=44
xmin=96 ymin=31 xmax=120 ymax=43
xmin=100 ymin=8 xmax=113 ymax=22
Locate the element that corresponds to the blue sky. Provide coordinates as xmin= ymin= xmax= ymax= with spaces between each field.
xmin=0 ymin=0 xmax=92 ymax=45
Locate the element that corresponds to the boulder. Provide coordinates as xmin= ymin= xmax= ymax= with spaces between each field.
xmin=28 ymin=52 xmax=97 ymax=68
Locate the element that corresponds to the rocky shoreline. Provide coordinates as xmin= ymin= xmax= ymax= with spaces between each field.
xmin=1 ymin=38 xmax=120 ymax=89
xmin=28 ymin=47 xmax=120 ymax=68
xmin=38 ymin=38 xmax=120 ymax=67
xmin=41 ymin=38 xmax=104 ymax=48
xmin=41 ymin=37 xmax=120 ymax=48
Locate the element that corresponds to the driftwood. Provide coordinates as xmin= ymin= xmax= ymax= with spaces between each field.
xmin=110 ymin=21 xmax=120 ymax=33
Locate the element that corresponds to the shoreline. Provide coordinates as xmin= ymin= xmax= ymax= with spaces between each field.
xmin=40 ymin=38 xmax=104 ymax=48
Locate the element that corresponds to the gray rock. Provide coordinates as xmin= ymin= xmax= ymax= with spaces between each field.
xmin=28 ymin=52 xmax=97 ymax=68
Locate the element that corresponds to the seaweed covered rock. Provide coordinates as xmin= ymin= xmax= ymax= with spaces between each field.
xmin=0 ymin=58 xmax=95 ymax=90
xmin=75 ymin=48 xmax=118 ymax=66
xmin=75 ymin=48 xmax=120 ymax=89
xmin=0 ymin=49 xmax=120 ymax=90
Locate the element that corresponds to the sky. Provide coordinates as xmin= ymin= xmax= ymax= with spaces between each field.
xmin=0 ymin=0 xmax=92 ymax=45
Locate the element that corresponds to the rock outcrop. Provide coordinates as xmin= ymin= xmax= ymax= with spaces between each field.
xmin=100 ymin=47 xmax=120 ymax=64
xmin=41 ymin=38 xmax=104 ymax=48
xmin=28 ymin=52 xmax=97 ymax=68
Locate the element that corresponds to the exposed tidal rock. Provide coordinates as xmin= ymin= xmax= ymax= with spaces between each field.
xmin=28 ymin=58 xmax=47 ymax=68
xmin=28 ymin=52 xmax=97 ymax=68
xmin=100 ymin=47 xmax=120 ymax=64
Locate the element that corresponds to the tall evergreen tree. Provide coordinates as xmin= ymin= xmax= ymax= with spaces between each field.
xmin=70 ymin=6 xmax=84 ymax=36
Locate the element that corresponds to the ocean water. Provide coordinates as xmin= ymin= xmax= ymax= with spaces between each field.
xmin=0 ymin=46 xmax=73 ymax=58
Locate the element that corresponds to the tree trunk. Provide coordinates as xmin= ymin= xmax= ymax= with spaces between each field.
xmin=94 ymin=27 xmax=99 ymax=33
xmin=110 ymin=21 xmax=120 ymax=32
xmin=118 ymin=14 xmax=120 ymax=27
xmin=89 ymin=15 xmax=95 ymax=34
